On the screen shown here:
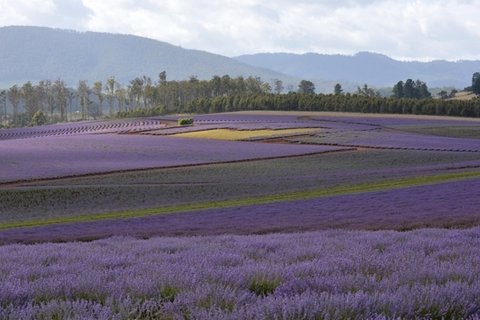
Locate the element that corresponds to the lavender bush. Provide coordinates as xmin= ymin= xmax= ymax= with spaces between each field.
xmin=1 ymin=228 xmax=480 ymax=319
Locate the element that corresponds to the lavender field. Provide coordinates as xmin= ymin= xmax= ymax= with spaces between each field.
xmin=0 ymin=134 xmax=344 ymax=182
xmin=2 ymin=228 xmax=480 ymax=319
xmin=1 ymin=111 xmax=480 ymax=319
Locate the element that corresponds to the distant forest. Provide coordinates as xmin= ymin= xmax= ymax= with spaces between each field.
xmin=0 ymin=73 xmax=479 ymax=127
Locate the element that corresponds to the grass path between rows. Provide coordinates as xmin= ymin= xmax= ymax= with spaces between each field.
xmin=1 ymin=170 xmax=480 ymax=231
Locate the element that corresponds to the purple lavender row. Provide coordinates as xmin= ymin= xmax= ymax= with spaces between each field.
xmin=307 ymin=114 xmax=480 ymax=127
xmin=145 ymin=122 xmax=324 ymax=135
xmin=306 ymin=129 xmax=480 ymax=151
xmin=188 ymin=112 xmax=480 ymax=128
xmin=2 ymin=178 xmax=479 ymax=244
xmin=0 ymin=118 xmax=167 ymax=140
xmin=0 ymin=134 xmax=345 ymax=182
xmin=1 ymin=227 xmax=480 ymax=319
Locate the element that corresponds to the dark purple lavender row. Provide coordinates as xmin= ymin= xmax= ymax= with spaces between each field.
xmin=302 ymin=129 xmax=480 ymax=151
xmin=307 ymin=114 xmax=480 ymax=127
xmin=189 ymin=112 xmax=480 ymax=129
xmin=0 ymin=134 xmax=345 ymax=182
xmin=1 ymin=227 xmax=480 ymax=319
xmin=2 ymin=178 xmax=479 ymax=244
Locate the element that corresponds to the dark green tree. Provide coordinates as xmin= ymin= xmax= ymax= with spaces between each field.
xmin=298 ymin=80 xmax=315 ymax=94
xmin=273 ymin=79 xmax=284 ymax=94
xmin=472 ymin=72 xmax=480 ymax=95
xmin=357 ymin=84 xmax=379 ymax=97
xmin=403 ymin=79 xmax=415 ymax=98
xmin=334 ymin=83 xmax=343 ymax=95
xmin=392 ymin=81 xmax=404 ymax=98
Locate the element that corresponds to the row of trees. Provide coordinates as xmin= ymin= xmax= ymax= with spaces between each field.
xmin=2 ymin=72 xmax=479 ymax=127
xmin=392 ymin=79 xmax=431 ymax=99
xmin=179 ymin=93 xmax=480 ymax=117
xmin=4 ymin=80 xmax=70 ymax=126
xmin=3 ymin=74 xmax=289 ymax=126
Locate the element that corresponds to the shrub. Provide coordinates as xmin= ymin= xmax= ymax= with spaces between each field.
xmin=177 ymin=118 xmax=194 ymax=126
xmin=30 ymin=110 xmax=47 ymax=126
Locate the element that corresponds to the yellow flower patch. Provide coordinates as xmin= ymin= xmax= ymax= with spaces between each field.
xmin=172 ymin=128 xmax=319 ymax=141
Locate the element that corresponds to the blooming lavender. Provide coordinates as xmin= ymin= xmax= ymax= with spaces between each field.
xmin=0 ymin=134 xmax=345 ymax=182
xmin=1 ymin=228 xmax=480 ymax=319
xmin=1 ymin=177 xmax=479 ymax=244
xmin=295 ymin=128 xmax=480 ymax=152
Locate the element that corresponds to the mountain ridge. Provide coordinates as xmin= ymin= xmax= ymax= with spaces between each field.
xmin=0 ymin=26 xmax=298 ymax=88
xmin=235 ymin=52 xmax=480 ymax=88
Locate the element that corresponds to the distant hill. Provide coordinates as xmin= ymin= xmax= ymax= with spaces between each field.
xmin=0 ymin=26 xmax=298 ymax=88
xmin=235 ymin=52 xmax=480 ymax=88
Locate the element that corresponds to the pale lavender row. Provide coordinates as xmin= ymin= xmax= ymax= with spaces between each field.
xmin=0 ymin=134 xmax=344 ymax=182
xmin=2 ymin=227 xmax=480 ymax=319
xmin=144 ymin=123 xmax=324 ymax=136
xmin=307 ymin=114 xmax=480 ymax=127
xmin=190 ymin=113 xmax=480 ymax=129
xmin=0 ymin=118 xmax=166 ymax=140
xmin=310 ymin=129 xmax=480 ymax=151
xmin=2 ymin=178 xmax=479 ymax=244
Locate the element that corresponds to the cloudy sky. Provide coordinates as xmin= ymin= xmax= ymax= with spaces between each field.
xmin=1 ymin=0 xmax=479 ymax=61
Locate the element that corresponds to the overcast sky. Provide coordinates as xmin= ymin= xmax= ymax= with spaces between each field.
xmin=1 ymin=0 xmax=479 ymax=61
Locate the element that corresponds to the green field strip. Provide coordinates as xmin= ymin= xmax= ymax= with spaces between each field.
xmin=1 ymin=170 xmax=480 ymax=231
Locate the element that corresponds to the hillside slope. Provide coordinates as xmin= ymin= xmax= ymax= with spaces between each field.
xmin=0 ymin=26 xmax=297 ymax=87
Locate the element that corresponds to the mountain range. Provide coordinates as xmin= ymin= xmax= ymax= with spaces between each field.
xmin=235 ymin=52 xmax=480 ymax=89
xmin=0 ymin=26 xmax=296 ymax=88
xmin=1 ymin=26 xmax=479 ymax=92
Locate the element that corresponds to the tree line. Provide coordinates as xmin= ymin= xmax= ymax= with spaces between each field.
xmin=1 ymin=72 xmax=479 ymax=127
xmin=179 ymin=93 xmax=480 ymax=118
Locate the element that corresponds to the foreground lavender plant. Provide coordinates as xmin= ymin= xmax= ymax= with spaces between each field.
xmin=1 ymin=228 xmax=480 ymax=319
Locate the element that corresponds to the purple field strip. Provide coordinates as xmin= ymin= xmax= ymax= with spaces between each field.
xmin=192 ymin=113 xmax=315 ymax=123
xmin=0 ymin=134 xmax=345 ymax=183
xmin=307 ymin=114 xmax=480 ymax=127
xmin=143 ymin=123 xmax=324 ymax=135
xmin=2 ymin=177 xmax=479 ymax=244
xmin=189 ymin=112 xmax=480 ymax=128
xmin=0 ymin=119 xmax=166 ymax=140
xmin=305 ymin=129 xmax=480 ymax=152
xmin=2 ymin=228 xmax=480 ymax=319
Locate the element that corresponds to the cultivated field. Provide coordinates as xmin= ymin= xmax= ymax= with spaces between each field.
xmin=0 ymin=111 xmax=479 ymax=318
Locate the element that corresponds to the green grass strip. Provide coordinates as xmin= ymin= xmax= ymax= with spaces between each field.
xmin=1 ymin=170 xmax=480 ymax=230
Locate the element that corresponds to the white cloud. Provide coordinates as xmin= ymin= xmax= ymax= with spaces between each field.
xmin=1 ymin=0 xmax=480 ymax=60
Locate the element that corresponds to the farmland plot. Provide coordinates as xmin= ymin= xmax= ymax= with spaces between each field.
xmin=0 ymin=111 xmax=479 ymax=235
xmin=0 ymin=134 xmax=345 ymax=183
xmin=1 ymin=111 xmax=480 ymax=319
